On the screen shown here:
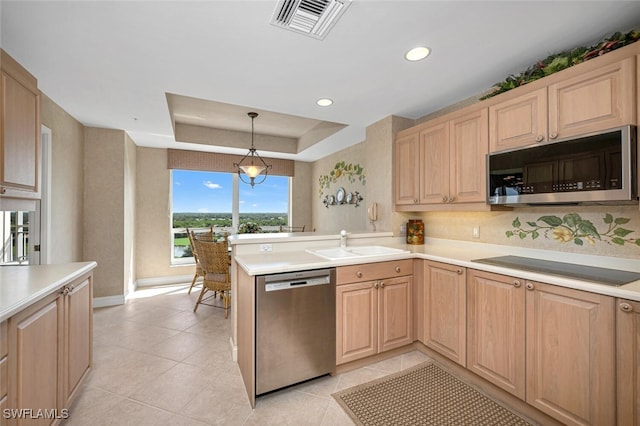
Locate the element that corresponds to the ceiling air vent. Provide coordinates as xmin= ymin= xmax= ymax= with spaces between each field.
xmin=270 ymin=0 xmax=352 ymax=40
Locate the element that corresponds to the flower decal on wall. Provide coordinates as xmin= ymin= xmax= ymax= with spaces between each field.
xmin=506 ymin=213 xmax=640 ymax=247
xmin=318 ymin=161 xmax=366 ymax=197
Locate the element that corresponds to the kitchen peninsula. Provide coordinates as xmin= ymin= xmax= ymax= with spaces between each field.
xmin=231 ymin=232 xmax=640 ymax=424
xmin=0 ymin=262 xmax=96 ymax=423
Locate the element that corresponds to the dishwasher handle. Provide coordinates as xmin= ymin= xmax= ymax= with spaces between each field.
xmin=264 ymin=275 xmax=331 ymax=292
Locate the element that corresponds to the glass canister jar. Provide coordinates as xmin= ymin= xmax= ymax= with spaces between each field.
xmin=406 ymin=219 xmax=424 ymax=245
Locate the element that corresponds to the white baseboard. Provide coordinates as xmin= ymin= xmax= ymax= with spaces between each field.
xmin=230 ymin=336 xmax=237 ymax=362
xmin=93 ymin=294 xmax=126 ymax=308
xmin=136 ymin=274 xmax=193 ymax=288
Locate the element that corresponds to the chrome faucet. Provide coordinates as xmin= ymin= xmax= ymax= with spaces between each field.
xmin=340 ymin=229 xmax=348 ymax=248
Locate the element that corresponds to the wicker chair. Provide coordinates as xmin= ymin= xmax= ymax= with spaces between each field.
xmin=186 ymin=228 xmax=213 ymax=294
xmin=192 ymin=235 xmax=231 ymax=318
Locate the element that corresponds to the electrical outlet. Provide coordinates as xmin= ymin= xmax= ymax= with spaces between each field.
xmin=400 ymin=224 xmax=406 ymax=235
xmin=259 ymin=244 xmax=272 ymax=252
xmin=472 ymin=226 xmax=480 ymax=239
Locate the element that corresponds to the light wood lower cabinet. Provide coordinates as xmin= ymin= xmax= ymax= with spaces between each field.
xmin=422 ymin=260 xmax=466 ymax=366
xmin=62 ymin=276 xmax=93 ymax=407
xmin=616 ymin=298 xmax=640 ymax=425
xmin=525 ymin=281 xmax=615 ymax=425
xmin=8 ymin=291 xmax=63 ymax=426
xmin=336 ymin=260 xmax=413 ymax=365
xmin=466 ymin=269 xmax=615 ymax=426
xmin=5 ymin=272 xmax=92 ymax=426
xmin=467 ymin=269 xmax=526 ymax=399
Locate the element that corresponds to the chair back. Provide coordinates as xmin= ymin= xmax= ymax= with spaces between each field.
xmin=194 ymin=237 xmax=230 ymax=277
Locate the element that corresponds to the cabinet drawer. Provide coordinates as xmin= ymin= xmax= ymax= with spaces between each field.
xmin=0 ymin=321 xmax=6 ymax=357
xmin=337 ymin=259 xmax=413 ymax=285
xmin=0 ymin=356 xmax=6 ymax=397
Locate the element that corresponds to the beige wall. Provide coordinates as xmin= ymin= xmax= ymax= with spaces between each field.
xmin=39 ymin=93 xmax=85 ymax=264
xmin=135 ymin=146 xmax=192 ymax=280
xmin=292 ymin=161 xmax=312 ymax=230
xmin=312 ymin=142 xmax=367 ymax=233
xmin=83 ymin=127 xmax=126 ymax=298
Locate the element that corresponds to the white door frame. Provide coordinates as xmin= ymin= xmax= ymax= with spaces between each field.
xmin=32 ymin=125 xmax=52 ymax=264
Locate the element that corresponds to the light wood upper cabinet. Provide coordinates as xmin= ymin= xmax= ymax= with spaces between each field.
xmin=449 ymin=108 xmax=488 ymax=203
xmin=0 ymin=50 xmax=40 ymax=199
xmin=489 ymin=56 xmax=636 ymax=152
xmin=616 ymin=298 xmax=640 ymax=426
xmin=489 ymin=87 xmax=547 ymax=152
xmin=525 ymin=281 xmax=615 ymax=426
xmin=336 ymin=260 xmax=413 ymax=365
xmin=421 ymin=260 xmax=466 ymax=367
xmin=467 ymin=269 xmax=526 ymax=399
xmin=394 ymin=106 xmax=488 ymax=210
xmin=548 ymin=56 xmax=635 ymax=140
xmin=394 ymin=132 xmax=421 ymax=205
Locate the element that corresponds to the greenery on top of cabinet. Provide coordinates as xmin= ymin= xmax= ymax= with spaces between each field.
xmin=482 ymin=29 xmax=640 ymax=99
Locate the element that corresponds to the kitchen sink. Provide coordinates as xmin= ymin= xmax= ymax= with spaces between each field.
xmin=307 ymin=245 xmax=409 ymax=260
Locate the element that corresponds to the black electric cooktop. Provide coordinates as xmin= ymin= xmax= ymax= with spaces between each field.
xmin=471 ymin=255 xmax=640 ymax=287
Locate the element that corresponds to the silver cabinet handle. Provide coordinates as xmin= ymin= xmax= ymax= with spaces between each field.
xmin=620 ymin=302 xmax=633 ymax=313
xmin=535 ymin=135 xmax=544 ymax=142
xmin=550 ymin=132 xmax=558 ymax=139
xmin=513 ymin=280 xmax=521 ymax=288
xmin=525 ymin=282 xmax=534 ymax=291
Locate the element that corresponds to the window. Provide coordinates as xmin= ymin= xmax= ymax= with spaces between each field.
xmin=1 ymin=210 xmax=30 ymax=265
xmin=171 ymin=170 xmax=290 ymax=263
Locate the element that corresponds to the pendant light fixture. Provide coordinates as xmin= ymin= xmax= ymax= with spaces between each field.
xmin=234 ymin=112 xmax=272 ymax=187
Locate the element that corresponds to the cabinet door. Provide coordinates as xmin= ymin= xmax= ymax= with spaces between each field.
xmin=0 ymin=51 xmax=40 ymax=198
xmin=422 ymin=261 xmax=466 ymax=366
xmin=378 ymin=276 xmax=412 ymax=353
xmin=449 ymin=108 xmax=488 ymax=203
xmin=8 ymin=291 xmax=63 ymax=425
xmin=467 ymin=269 xmax=525 ymax=399
xmin=489 ymin=87 xmax=547 ymax=151
xmin=419 ymin=121 xmax=449 ymax=204
xmin=548 ymin=57 xmax=635 ymax=140
xmin=394 ymin=132 xmax=420 ymax=205
xmin=336 ymin=281 xmax=377 ymax=365
xmin=525 ymin=281 xmax=615 ymax=426
xmin=617 ymin=299 xmax=640 ymax=426
xmin=64 ymin=276 xmax=93 ymax=407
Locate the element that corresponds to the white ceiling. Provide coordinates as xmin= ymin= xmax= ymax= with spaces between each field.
xmin=2 ymin=1 xmax=640 ymax=162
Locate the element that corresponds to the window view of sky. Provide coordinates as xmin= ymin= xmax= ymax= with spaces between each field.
xmin=172 ymin=170 xmax=289 ymax=213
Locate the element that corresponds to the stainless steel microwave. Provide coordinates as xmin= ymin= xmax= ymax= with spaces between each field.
xmin=487 ymin=125 xmax=637 ymax=205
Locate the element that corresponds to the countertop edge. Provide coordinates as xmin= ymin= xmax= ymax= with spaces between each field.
xmin=234 ymin=249 xmax=640 ymax=302
xmin=1 ymin=261 xmax=98 ymax=322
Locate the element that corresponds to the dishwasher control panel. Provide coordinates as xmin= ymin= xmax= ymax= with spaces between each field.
xmin=265 ymin=275 xmax=331 ymax=291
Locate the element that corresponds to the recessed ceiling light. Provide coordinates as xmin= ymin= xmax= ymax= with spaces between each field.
xmin=405 ymin=46 xmax=431 ymax=62
xmin=316 ymin=98 xmax=333 ymax=107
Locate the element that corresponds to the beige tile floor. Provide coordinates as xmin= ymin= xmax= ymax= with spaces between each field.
xmin=63 ymin=283 xmax=431 ymax=426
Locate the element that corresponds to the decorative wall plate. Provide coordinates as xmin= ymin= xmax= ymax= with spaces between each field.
xmin=336 ymin=187 xmax=345 ymax=204
xmin=346 ymin=192 xmax=353 ymax=204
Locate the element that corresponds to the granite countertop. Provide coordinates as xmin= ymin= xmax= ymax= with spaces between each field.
xmin=0 ymin=261 xmax=97 ymax=321
xmin=233 ymin=237 xmax=640 ymax=302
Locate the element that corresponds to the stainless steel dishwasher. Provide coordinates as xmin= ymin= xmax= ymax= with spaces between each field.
xmin=255 ymin=268 xmax=336 ymax=395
